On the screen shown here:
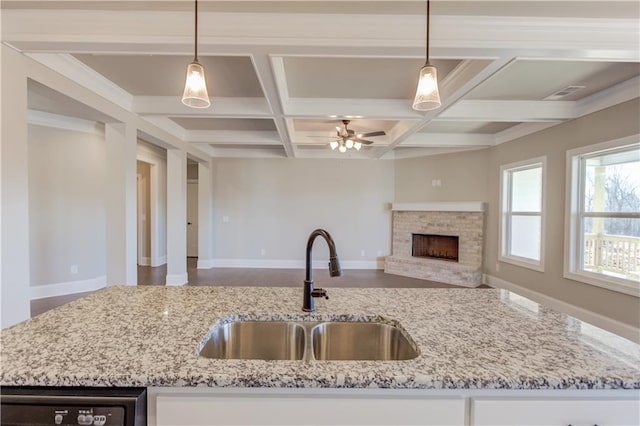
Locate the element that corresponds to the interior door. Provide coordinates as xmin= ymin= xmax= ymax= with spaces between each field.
xmin=187 ymin=182 xmax=199 ymax=257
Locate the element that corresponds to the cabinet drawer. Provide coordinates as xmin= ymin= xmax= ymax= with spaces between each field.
xmin=157 ymin=394 xmax=467 ymax=426
xmin=471 ymin=398 xmax=640 ymax=426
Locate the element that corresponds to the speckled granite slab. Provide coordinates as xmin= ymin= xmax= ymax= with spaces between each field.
xmin=1 ymin=286 xmax=639 ymax=389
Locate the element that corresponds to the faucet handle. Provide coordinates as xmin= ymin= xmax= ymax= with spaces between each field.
xmin=311 ymin=288 xmax=329 ymax=300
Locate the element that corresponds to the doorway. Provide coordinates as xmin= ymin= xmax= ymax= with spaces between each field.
xmin=136 ymin=161 xmax=152 ymax=266
xmin=187 ymin=181 xmax=199 ymax=258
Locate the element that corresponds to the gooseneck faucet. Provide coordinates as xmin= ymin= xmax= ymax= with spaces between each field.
xmin=303 ymin=229 xmax=342 ymax=312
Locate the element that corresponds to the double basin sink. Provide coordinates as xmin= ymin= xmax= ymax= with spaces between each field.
xmin=199 ymin=319 xmax=419 ymax=361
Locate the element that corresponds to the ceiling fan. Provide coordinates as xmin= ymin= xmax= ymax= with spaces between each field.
xmin=330 ymin=120 xmax=386 ymax=152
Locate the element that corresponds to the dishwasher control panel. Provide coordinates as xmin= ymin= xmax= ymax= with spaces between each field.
xmin=0 ymin=387 xmax=146 ymax=426
xmin=3 ymin=405 xmax=124 ymax=425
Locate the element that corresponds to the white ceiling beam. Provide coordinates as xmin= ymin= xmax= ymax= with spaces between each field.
xmin=139 ymin=116 xmax=187 ymax=141
xmin=576 ymin=75 xmax=640 ymax=117
xmin=186 ymin=130 xmax=281 ymax=145
xmin=284 ymin=98 xmax=423 ymax=120
xmin=402 ymin=133 xmax=495 ymax=148
xmin=251 ymin=54 xmax=295 ymax=157
xmin=493 ymin=122 xmax=563 ymax=145
xmin=132 ymin=96 xmax=271 ymax=117
xmin=26 ymin=53 xmax=133 ymax=111
xmin=382 ymin=146 xmax=485 ymax=160
xmin=4 ymin=11 xmax=638 ymax=60
xmin=207 ymin=147 xmax=287 ymax=159
xmin=439 ymin=100 xmax=576 ymax=122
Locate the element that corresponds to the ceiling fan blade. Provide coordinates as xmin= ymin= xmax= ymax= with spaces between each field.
xmin=358 ymin=139 xmax=374 ymax=145
xmin=360 ymin=131 xmax=386 ymax=137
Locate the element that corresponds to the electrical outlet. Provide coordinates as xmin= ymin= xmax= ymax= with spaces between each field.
xmin=360 ymin=249 xmax=365 ymax=257
xmin=260 ymin=248 xmax=266 ymax=256
xmin=70 ymin=265 xmax=78 ymax=274
xmin=377 ymin=250 xmax=382 ymax=257
xmin=222 ymin=216 xmax=229 ymax=223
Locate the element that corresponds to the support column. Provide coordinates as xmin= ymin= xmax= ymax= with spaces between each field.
xmin=166 ymin=149 xmax=187 ymax=285
xmin=197 ymin=161 xmax=215 ymax=269
xmin=105 ymin=122 xmax=137 ymax=286
xmin=1 ymin=45 xmax=30 ymax=328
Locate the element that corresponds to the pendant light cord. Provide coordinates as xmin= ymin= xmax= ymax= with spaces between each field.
xmin=425 ymin=0 xmax=430 ymax=66
xmin=194 ymin=0 xmax=199 ymax=62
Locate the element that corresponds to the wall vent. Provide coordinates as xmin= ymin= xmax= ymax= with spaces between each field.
xmin=544 ymin=85 xmax=585 ymax=100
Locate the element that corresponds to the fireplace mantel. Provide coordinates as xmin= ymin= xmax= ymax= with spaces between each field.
xmin=391 ymin=202 xmax=486 ymax=212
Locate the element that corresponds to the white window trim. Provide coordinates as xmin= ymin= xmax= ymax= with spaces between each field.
xmin=498 ymin=156 xmax=547 ymax=272
xmin=564 ymin=134 xmax=640 ymax=298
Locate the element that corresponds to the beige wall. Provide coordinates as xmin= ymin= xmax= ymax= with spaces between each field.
xmin=212 ymin=158 xmax=394 ymax=265
xmin=394 ymin=148 xmax=490 ymax=203
xmin=485 ymin=99 xmax=640 ymax=328
xmin=28 ymin=124 xmax=106 ymax=286
xmin=391 ymin=100 xmax=639 ymax=329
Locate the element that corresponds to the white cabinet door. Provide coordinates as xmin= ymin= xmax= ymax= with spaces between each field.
xmin=156 ymin=394 xmax=467 ymax=426
xmin=472 ymin=398 xmax=640 ymax=426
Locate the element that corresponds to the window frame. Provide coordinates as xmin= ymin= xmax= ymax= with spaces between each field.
xmin=564 ymin=135 xmax=640 ymax=297
xmin=499 ymin=156 xmax=547 ymax=272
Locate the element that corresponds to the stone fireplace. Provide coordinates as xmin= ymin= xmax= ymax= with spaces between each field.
xmin=384 ymin=202 xmax=485 ymax=287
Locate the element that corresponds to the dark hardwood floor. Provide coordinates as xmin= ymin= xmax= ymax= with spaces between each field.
xmin=31 ymin=257 xmax=489 ymax=317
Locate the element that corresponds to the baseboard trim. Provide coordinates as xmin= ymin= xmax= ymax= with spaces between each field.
xmin=151 ymin=255 xmax=167 ymax=267
xmin=207 ymin=259 xmax=383 ymax=270
xmin=483 ymin=274 xmax=640 ymax=344
xmin=197 ymin=259 xmax=215 ymax=269
xmin=31 ymin=276 xmax=107 ymax=300
xmin=166 ymin=273 xmax=188 ymax=286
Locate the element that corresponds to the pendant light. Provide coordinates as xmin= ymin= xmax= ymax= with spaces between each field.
xmin=182 ymin=0 xmax=210 ymax=108
xmin=412 ymin=0 xmax=441 ymax=111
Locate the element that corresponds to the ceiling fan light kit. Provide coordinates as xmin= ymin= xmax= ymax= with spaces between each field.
xmin=182 ymin=0 xmax=211 ymax=109
xmin=329 ymin=120 xmax=385 ymax=153
xmin=412 ymin=0 xmax=441 ymax=111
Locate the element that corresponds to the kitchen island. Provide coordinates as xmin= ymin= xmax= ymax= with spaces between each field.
xmin=1 ymin=286 xmax=639 ymax=425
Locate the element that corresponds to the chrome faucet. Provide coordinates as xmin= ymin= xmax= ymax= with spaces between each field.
xmin=303 ymin=229 xmax=342 ymax=312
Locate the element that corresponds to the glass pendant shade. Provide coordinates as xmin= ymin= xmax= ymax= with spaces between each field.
xmin=346 ymin=139 xmax=354 ymax=149
xmin=354 ymin=141 xmax=362 ymax=151
xmin=338 ymin=145 xmax=347 ymax=153
xmin=182 ymin=61 xmax=210 ymax=108
xmin=412 ymin=64 xmax=441 ymax=111
xmin=329 ymin=141 xmax=339 ymax=150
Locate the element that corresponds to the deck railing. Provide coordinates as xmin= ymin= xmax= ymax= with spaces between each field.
xmin=584 ymin=233 xmax=640 ymax=279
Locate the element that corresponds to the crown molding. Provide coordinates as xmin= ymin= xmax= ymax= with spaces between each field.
xmin=27 ymin=110 xmax=103 ymax=134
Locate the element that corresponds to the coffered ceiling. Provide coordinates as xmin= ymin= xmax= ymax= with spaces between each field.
xmin=2 ymin=1 xmax=639 ymax=160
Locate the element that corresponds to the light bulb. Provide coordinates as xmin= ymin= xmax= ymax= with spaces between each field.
xmin=346 ymin=139 xmax=354 ymax=149
xmin=182 ymin=62 xmax=211 ymax=108
xmin=329 ymin=141 xmax=339 ymax=150
xmin=412 ymin=64 xmax=441 ymax=111
xmin=338 ymin=145 xmax=347 ymax=153
xmin=354 ymin=141 xmax=362 ymax=151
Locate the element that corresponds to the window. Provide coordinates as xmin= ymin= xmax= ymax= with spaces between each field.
xmin=499 ymin=157 xmax=546 ymax=271
xmin=566 ymin=136 xmax=640 ymax=297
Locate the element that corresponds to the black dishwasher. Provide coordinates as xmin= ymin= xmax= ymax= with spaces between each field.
xmin=0 ymin=387 xmax=146 ymax=426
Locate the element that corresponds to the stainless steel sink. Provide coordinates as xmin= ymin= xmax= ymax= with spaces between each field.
xmin=311 ymin=322 xmax=419 ymax=361
xmin=199 ymin=321 xmax=306 ymax=360
xmin=199 ymin=319 xmax=419 ymax=361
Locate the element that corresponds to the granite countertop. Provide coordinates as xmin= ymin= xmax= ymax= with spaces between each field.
xmin=1 ymin=286 xmax=639 ymax=389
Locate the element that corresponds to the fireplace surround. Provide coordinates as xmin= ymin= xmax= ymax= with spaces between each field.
xmin=384 ymin=202 xmax=485 ymax=287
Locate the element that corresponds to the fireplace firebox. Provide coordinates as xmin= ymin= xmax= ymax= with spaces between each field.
xmin=412 ymin=234 xmax=459 ymax=262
